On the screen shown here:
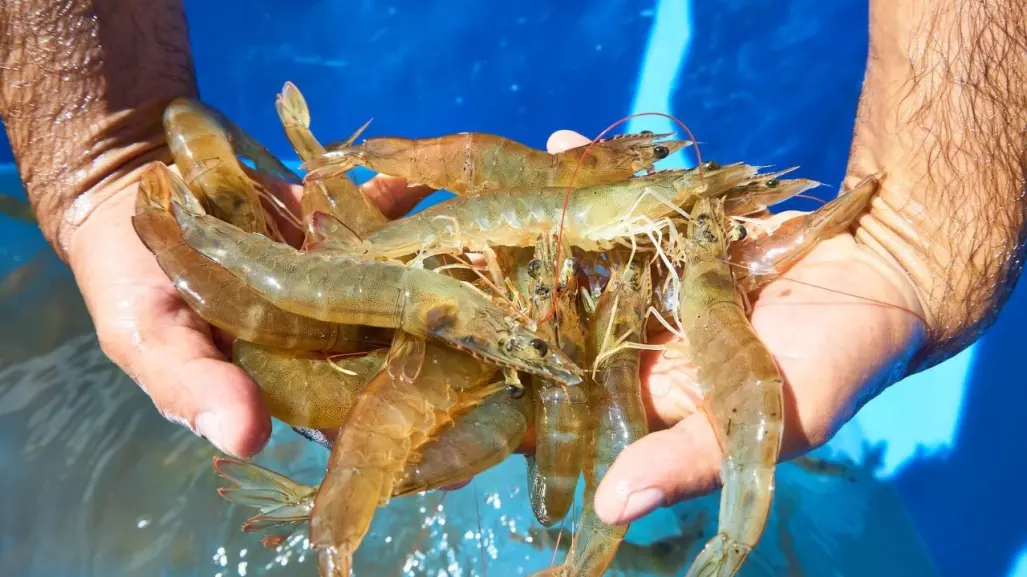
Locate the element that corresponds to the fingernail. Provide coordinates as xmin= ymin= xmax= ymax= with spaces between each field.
xmin=621 ymin=488 xmax=664 ymax=522
xmin=196 ymin=411 xmax=227 ymax=453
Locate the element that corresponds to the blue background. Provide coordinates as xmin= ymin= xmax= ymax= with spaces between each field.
xmin=2 ymin=1 xmax=1025 ymax=575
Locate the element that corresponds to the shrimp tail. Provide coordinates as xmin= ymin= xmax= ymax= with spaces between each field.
xmin=302 ymin=145 xmax=365 ymax=181
xmin=683 ymin=535 xmax=749 ymax=577
xmin=213 ymin=457 xmax=316 ymax=532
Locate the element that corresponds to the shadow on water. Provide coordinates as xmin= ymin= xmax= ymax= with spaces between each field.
xmin=891 ymin=275 xmax=1027 ymax=577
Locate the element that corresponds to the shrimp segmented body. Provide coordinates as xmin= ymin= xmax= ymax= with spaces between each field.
xmin=537 ymin=256 xmax=652 ymax=577
xmin=676 ymin=198 xmax=785 ymax=577
xmin=357 ymin=163 xmax=759 ymax=260
xmin=304 ymin=130 xmax=691 ymax=194
xmin=525 ymin=233 xmax=589 ymax=526
xmin=164 ymin=98 xmax=273 ymax=235
xmin=310 ymin=334 xmax=504 ymax=576
xmin=171 ymin=201 xmax=583 ymax=385
xmin=233 ymin=342 xmax=387 ymax=429
xmin=133 ymin=163 xmax=392 ymax=352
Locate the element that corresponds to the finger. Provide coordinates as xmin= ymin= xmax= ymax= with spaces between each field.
xmin=546 ymin=130 xmax=592 ymax=154
xmin=593 ymin=414 xmax=722 ymax=525
xmin=360 ymin=175 xmax=435 ymax=219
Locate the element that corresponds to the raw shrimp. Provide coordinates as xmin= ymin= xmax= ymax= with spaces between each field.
xmin=536 ymin=255 xmax=652 ymax=576
xmin=232 ymin=342 xmax=387 ymax=429
xmin=163 ymin=98 xmax=272 ymax=235
xmin=355 ymin=163 xmax=759 ymax=260
xmin=526 ymin=233 xmax=589 ymax=526
xmin=675 ymin=198 xmax=784 ymax=577
xmin=276 ymin=81 xmax=388 ymax=237
xmin=730 ymin=175 xmax=878 ymax=293
xmin=133 ymin=163 xmax=392 ymax=352
xmin=310 ymin=333 xmax=505 ymax=577
xmin=394 ymin=384 xmax=534 ymax=496
xmin=303 ymin=130 xmax=691 ymax=195
xmin=722 ymin=170 xmax=820 ymax=216
xmin=211 ymin=384 xmax=531 ymax=532
xmin=171 ymin=200 xmax=583 ymax=385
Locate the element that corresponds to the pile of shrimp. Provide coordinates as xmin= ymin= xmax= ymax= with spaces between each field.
xmin=132 ymin=83 xmax=880 ymax=577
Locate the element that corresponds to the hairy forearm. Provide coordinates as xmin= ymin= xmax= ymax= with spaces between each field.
xmin=848 ymin=0 xmax=1027 ymax=370
xmin=0 ymin=0 xmax=196 ymax=259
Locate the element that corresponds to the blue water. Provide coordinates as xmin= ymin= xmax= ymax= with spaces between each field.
xmin=1 ymin=0 xmax=1025 ymax=575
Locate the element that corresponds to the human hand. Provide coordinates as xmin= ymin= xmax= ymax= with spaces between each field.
xmin=545 ymin=130 xmax=928 ymax=525
xmin=66 ymin=161 xmax=433 ymax=458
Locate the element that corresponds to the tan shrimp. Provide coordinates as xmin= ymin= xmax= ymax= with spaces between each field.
xmin=352 ymin=162 xmax=759 ymax=261
xmin=164 ymin=98 xmax=275 ymax=235
xmin=525 ymin=232 xmax=590 ymax=526
xmin=132 ymin=163 xmax=392 ymax=352
xmin=276 ymin=81 xmax=388 ymax=238
xmin=170 ymin=198 xmax=584 ymax=385
xmin=674 ymin=198 xmax=785 ymax=577
xmin=730 ymin=174 xmax=878 ymax=293
xmin=210 ymin=385 xmax=532 ymax=531
xmin=232 ymin=341 xmax=388 ymax=429
xmin=303 ymin=129 xmax=691 ymax=195
xmin=533 ymin=254 xmax=652 ymax=577
xmin=310 ymin=333 xmax=506 ymax=577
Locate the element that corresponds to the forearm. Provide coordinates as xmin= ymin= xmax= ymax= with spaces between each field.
xmin=0 ymin=0 xmax=196 ymax=259
xmin=847 ymin=0 xmax=1027 ymax=370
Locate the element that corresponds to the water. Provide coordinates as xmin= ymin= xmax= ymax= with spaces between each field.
xmin=2 ymin=1 xmax=1024 ymax=575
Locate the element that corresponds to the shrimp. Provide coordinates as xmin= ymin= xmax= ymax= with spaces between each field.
xmin=132 ymin=163 xmax=392 ymax=352
xmin=393 ymin=384 xmax=534 ymax=496
xmin=170 ymin=199 xmax=583 ymax=385
xmin=210 ymin=384 xmax=531 ymax=534
xmin=525 ymin=233 xmax=590 ymax=526
xmin=232 ymin=341 xmax=387 ymax=429
xmin=163 ymin=98 xmax=273 ymax=235
xmin=730 ymin=175 xmax=878 ymax=293
xmin=536 ymin=255 xmax=652 ymax=577
xmin=303 ymin=130 xmax=691 ymax=195
xmin=276 ymin=81 xmax=388 ymax=237
xmin=722 ymin=170 xmax=820 ymax=217
xmin=310 ymin=333 xmax=506 ymax=576
xmin=674 ymin=198 xmax=785 ymax=577
xmin=355 ymin=163 xmax=759 ymax=261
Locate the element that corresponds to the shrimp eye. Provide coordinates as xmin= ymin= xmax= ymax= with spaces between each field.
xmin=695 ymin=214 xmax=711 ymax=225
xmin=701 ymin=160 xmax=721 ymax=171
xmin=735 ymin=225 xmax=747 ymax=241
xmin=508 ymin=385 xmax=526 ymax=399
xmin=641 ymin=130 xmax=654 ymax=136
xmin=653 ymin=145 xmax=670 ymax=159
xmin=765 ymin=178 xmax=780 ymax=188
xmin=529 ymin=338 xmax=549 ymax=357
xmin=527 ymin=258 xmax=544 ymax=279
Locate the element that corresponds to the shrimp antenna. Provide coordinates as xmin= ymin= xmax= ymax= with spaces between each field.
xmin=548 ymin=112 xmax=704 ymax=325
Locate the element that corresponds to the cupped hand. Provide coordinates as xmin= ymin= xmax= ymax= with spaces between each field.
xmin=66 ymin=161 xmax=431 ymax=458
xmin=546 ymin=130 xmax=928 ymax=525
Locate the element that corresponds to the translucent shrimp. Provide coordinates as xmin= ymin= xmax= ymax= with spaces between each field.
xmin=535 ymin=256 xmax=652 ymax=577
xmin=170 ymin=200 xmax=583 ymax=385
xmin=355 ymin=163 xmax=759 ymax=260
xmin=210 ymin=384 xmax=532 ymax=533
xmin=163 ymin=98 xmax=273 ymax=235
xmin=675 ymin=198 xmax=785 ymax=577
xmin=276 ymin=81 xmax=388 ymax=237
xmin=232 ymin=342 xmax=387 ymax=429
xmin=525 ymin=233 xmax=590 ymax=526
xmin=303 ymin=130 xmax=691 ymax=194
xmin=730 ymin=174 xmax=878 ymax=293
xmin=393 ymin=384 xmax=534 ymax=496
xmin=310 ymin=333 xmax=505 ymax=577
xmin=132 ymin=163 xmax=392 ymax=352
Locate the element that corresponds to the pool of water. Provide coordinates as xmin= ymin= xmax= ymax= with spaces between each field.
xmin=3 ymin=1 xmax=1026 ymax=576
